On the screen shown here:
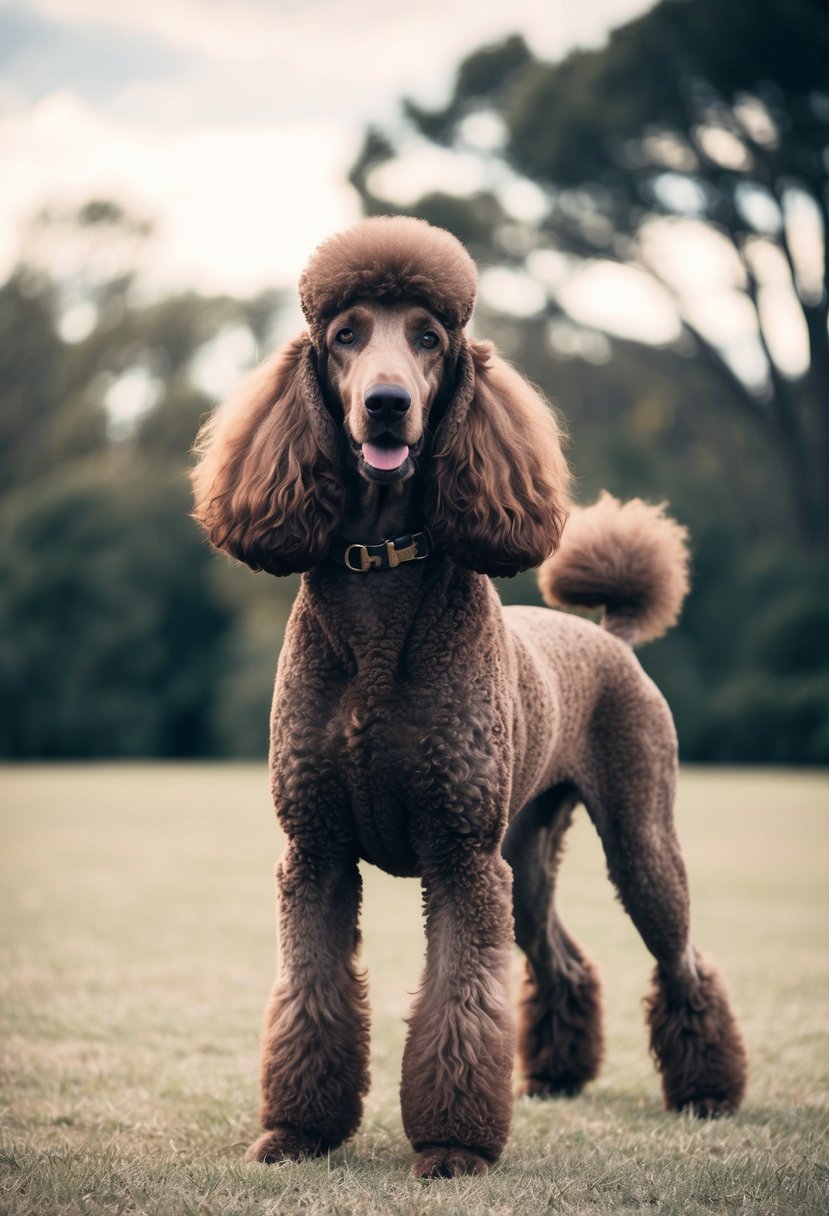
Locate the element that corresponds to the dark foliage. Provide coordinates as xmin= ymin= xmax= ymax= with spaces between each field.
xmin=347 ymin=0 xmax=829 ymax=763
xmin=0 ymin=205 xmax=294 ymax=759
xmin=0 ymin=463 xmax=229 ymax=757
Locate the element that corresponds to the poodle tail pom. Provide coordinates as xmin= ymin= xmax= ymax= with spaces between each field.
xmin=537 ymin=491 xmax=690 ymax=647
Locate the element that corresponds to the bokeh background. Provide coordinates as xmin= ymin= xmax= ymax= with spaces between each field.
xmin=1 ymin=0 xmax=827 ymax=765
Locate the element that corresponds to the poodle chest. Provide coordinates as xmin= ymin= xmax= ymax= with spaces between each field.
xmin=340 ymin=685 xmax=508 ymax=875
xmin=269 ymin=568 xmax=517 ymax=875
xmin=272 ymin=663 xmax=510 ymax=878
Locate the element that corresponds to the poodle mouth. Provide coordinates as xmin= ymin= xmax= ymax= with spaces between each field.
xmin=350 ymin=433 xmax=423 ymax=483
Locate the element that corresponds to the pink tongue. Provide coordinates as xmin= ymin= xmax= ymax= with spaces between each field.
xmin=362 ymin=442 xmax=409 ymax=471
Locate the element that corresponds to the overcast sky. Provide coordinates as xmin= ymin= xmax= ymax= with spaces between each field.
xmin=0 ymin=0 xmax=658 ymax=294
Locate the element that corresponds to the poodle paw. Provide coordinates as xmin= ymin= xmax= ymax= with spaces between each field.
xmin=248 ymin=1126 xmax=326 ymax=1163
xmin=675 ymin=1093 xmax=739 ymax=1119
xmin=412 ymin=1146 xmax=491 ymax=1178
xmin=518 ymin=1075 xmax=585 ymax=1099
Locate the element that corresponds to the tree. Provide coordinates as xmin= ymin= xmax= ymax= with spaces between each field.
xmin=351 ymin=0 xmax=829 ymax=550
xmin=0 ymin=461 xmax=231 ymax=757
xmin=0 ymin=202 xmax=293 ymax=759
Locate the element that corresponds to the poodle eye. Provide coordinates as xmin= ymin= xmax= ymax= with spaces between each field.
xmin=335 ymin=328 xmax=355 ymax=345
xmin=421 ymin=331 xmax=440 ymax=350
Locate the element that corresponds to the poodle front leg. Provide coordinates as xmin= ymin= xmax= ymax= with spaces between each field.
xmin=250 ymin=843 xmax=369 ymax=1162
xmin=401 ymin=851 xmax=515 ymax=1178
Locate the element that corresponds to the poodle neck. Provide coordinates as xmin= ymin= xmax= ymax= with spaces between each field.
xmin=337 ymin=475 xmax=424 ymax=544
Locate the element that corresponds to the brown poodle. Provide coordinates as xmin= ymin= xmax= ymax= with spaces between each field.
xmin=191 ymin=216 xmax=747 ymax=1178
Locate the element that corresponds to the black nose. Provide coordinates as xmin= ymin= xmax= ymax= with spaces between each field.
xmin=364 ymin=383 xmax=411 ymax=419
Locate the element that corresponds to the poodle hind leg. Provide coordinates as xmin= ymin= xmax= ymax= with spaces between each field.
xmin=503 ymin=785 xmax=604 ymax=1099
xmin=585 ymin=733 xmax=747 ymax=1117
xmin=645 ymin=949 xmax=747 ymax=1117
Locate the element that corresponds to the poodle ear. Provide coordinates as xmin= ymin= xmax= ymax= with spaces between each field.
xmin=191 ymin=334 xmax=344 ymax=575
xmin=426 ymin=340 xmax=570 ymax=576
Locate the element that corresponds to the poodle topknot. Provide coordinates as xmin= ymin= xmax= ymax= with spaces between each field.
xmin=299 ymin=215 xmax=478 ymax=348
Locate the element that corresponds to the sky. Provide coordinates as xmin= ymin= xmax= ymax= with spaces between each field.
xmin=1 ymin=0 xmax=813 ymax=397
xmin=0 ymin=0 xmax=659 ymax=296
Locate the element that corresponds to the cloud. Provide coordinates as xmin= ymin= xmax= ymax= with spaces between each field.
xmin=0 ymin=2 xmax=193 ymax=108
xmin=9 ymin=0 xmax=659 ymax=126
xmin=0 ymin=92 xmax=359 ymax=293
xmin=0 ymin=0 xmax=660 ymax=295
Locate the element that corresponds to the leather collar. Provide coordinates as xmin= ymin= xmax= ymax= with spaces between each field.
xmin=329 ymin=530 xmax=432 ymax=573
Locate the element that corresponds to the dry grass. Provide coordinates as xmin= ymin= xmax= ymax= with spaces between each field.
xmin=1 ymin=764 xmax=827 ymax=1214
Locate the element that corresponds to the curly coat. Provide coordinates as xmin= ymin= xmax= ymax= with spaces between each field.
xmin=192 ymin=216 xmax=747 ymax=1178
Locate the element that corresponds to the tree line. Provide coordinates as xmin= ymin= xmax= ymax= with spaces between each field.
xmin=1 ymin=0 xmax=827 ymax=763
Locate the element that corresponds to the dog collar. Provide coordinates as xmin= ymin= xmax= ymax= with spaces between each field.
xmin=330 ymin=530 xmax=432 ymax=573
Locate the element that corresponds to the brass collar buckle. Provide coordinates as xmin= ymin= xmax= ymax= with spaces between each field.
xmin=342 ymin=531 xmax=430 ymax=573
xmin=344 ymin=543 xmax=380 ymax=572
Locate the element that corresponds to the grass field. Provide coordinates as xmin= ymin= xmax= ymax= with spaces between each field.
xmin=1 ymin=765 xmax=827 ymax=1215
